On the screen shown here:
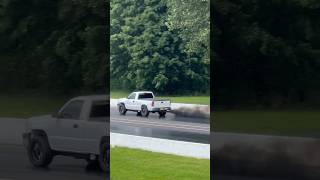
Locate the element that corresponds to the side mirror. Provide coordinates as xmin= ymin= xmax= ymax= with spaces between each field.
xmin=52 ymin=112 xmax=62 ymax=118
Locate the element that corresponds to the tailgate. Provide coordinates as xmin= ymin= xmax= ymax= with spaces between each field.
xmin=154 ymin=100 xmax=171 ymax=107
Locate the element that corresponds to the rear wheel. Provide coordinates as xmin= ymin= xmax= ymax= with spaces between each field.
xmin=86 ymin=159 xmax=100 ymax=169
xmin=27 ymin=135 xmax=53 ymax=167
xmin=158 ymin=111 xmax=166 ymax=117
xmin=141 ymin=105 xmax=149 ymax=117
xmin=99 ymin=141 xmax=109 ymax=172
xmin=118 ymin=104 xmax=127 ymax=115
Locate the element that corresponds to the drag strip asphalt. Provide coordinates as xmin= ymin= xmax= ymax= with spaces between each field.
xmin=110 ymin=107 xmax=210 ymax=144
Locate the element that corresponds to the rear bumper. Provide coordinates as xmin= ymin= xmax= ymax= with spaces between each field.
xmin=22 ymin=133 xmax=30 ymax=148
xmin=150 ymin=107 xmax=171 ymax=112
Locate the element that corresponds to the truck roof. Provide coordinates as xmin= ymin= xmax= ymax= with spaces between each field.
xmin=132 ymin=91 xmax=153 ymax=94
xmin=72 ymin=95 xmax=109 ymax=101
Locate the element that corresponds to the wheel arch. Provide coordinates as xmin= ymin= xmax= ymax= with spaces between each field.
xmin=30 ymin=129 xmax=52 ymax=148
xmin=118 ymin=102 xmax=125 ymax=107
xmin=30 ymin=129 xmax=48 ymax=138
xmin=141 ymin=104 xmax=148 ymax=109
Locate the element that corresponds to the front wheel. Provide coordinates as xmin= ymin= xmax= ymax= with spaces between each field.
xmin=27 ymin=136 xmax=53 ymax=167
xmin=141 ymin=105 xmax=149 ymax=117
xmin=99 ymin=141 xmax=110 ymax=172
xmin=118 ymin=104 xmax=127 ymax=115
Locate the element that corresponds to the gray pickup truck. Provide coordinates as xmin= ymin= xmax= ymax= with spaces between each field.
xmin=22 ymin=95 xmax=109 ymax=172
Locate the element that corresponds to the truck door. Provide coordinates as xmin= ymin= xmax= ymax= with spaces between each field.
xmin=125 ymin=93 xmax=136 ymax=110
xmin=82 ymin=100 xmax=109 ymax=154
xmin=50 ymin=100 xmax=85 ymax=152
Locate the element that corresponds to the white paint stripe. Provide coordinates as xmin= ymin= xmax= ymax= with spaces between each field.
xmin=111 ymin=117 xmax=209 ymax=129
xmin=111 ymin=132 xmax=210 ymax=159
xmin=112 ymin=119 xmax=208 ymax=133
xmin=111 ymin=117 xmax=207 ymax=128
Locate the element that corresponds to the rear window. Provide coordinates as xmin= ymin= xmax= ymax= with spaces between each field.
xmin=90 ymin=100 xmax=109 ymax=121
xmin=138 ymin=93 xmax=153 ymax=99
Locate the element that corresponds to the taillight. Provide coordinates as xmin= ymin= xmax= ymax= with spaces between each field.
xmin=151 ymin=101 xmax=154 ymax=107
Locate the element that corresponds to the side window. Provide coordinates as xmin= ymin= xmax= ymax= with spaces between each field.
xmin=128 ymin=93 xmax=136 ymax=99
xmin=90 ymin=100 xmax=109 ymax=122
xmin=60 ymin=100 xmax=84 ymax=120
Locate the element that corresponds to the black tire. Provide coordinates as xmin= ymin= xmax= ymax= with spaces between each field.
xmin=158 ymin=111 xmax=166 ymax=117
xmin=118 ymin=103 xmax=127 ymax=115
xmin=99 ymin=141 xmax=109 ymax=172
xmin=86 ymin=159 xmax=100 ymax=170
xmin=27 ymin=135 xmax=53 ymax=167
xmin=141 ymin=105 xmax=149 ymax=117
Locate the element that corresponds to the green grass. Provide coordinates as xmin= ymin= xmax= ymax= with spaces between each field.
xmin=213 ymin=110 xmax=320 ymax=137
xmin=110 ymin=147 xmax=210 ymax=180
xmin=111 ymin=90 xmax=210 ymax=105
xmin=0 ymin=94 xmax=68 ymax=118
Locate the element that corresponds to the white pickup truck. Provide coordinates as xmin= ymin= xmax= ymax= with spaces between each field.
xmin=22 ymin=95 xmax=109 ymax=172
xmin=117 ymin=91 xmax=171 ymax=117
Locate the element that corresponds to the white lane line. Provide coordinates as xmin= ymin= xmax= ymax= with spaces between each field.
xmin=113 ymin=120 xmax=209 ymax=133
xmin=111 ymin=117 xmax=209 ymax=129
xmin=111 ymin=118 xmax=209 ymax=132
xmin=111 ymin=118 xmax=210 ymax=133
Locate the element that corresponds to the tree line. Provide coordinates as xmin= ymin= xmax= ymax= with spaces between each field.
xmin=0 ymin=0 xmax=210 ymax=95
xmin=4 ymin=0 xmax=316 ymax=107
xmin=0 ymin=0 xmax=108 ymax=94
xmin=213 ymin=0 xmax=320 ymax=108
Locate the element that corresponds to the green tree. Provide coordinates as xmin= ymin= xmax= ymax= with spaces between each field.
xmin=110 ymin=0 xmax=209 ymax=94
xmin=166 ymin=0 xmax=210 ymax=64
xmin=0 ymin=0 xmax=108 ymax=94
xmin=213 ymin=0 xmax=320 ymax=107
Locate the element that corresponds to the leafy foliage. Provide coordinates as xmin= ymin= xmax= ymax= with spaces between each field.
xmin=110 ymin=0 xmax=209 ymax=94
xmin=213 ymin=0 xmax=320 ymax=108
xmin=0 ymin=0 xmax=108 ymax=94
xmin=166 ymin=0 xmax=210 ymax=63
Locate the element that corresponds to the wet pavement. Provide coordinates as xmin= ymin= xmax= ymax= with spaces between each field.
xmin=110 ymin=107 xmax=210 ymax=144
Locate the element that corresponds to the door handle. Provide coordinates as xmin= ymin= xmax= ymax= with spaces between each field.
xmin=73 ymin=124 xmax=79 ymax=128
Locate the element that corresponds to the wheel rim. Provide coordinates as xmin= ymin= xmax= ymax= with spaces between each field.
xmin=101 ymin=145 xmax=109 ymax=169
xmin=142 ymin=107 xmax=146 ymax=115
xmin=32 ymin=143 xmax=42 ymax=161
xmin=119 ymin=105 xmax=124 ymax=113
xmin=103 ymin=148 xmax=109 ymax=164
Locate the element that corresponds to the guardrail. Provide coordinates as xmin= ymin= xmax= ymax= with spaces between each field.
xmin=111 ymin=132 xmax=210 ymax=159
xmin=0 ymin=118 xmax=25 ymax=145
